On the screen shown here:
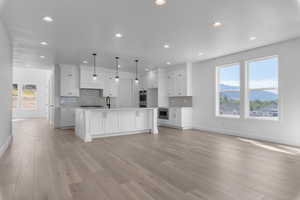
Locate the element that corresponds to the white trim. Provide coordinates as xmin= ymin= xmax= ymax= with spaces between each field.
xmin=192 ymin=125 xmax=300 ymax=147
xmin=0 ymin=135 xmax=12 ymax=158
xmin=216 ymin=114 xmax=240 ymax=119
xmin=92 ymin=130 xmax=151 ymax=140
xmin=246 ymin=116 xmax=280 ymax=121
xmin=245 ymin=55 xmax=280 ymax=120
xmin=215 ymin=63 xmax=241 ymax=118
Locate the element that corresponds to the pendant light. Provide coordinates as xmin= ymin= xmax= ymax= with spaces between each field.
xmin=135 ymin=59 xmax=139 ymax=84
xmin=115 ymin=57 xmax=120 ymax=82
xmin=92 ymin=53 xmax=97 ymax=80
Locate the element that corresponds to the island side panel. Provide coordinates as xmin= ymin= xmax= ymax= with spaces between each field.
xmin=151 ymin=108 xmax=159 ymax=134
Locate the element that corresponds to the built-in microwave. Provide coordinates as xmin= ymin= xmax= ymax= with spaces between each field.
xmin=158 ymin=108 xmax=169 ymax=120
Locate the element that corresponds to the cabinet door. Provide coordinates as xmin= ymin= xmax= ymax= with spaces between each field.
xmin=119 ymin=111 xmax=136 ymax=131
xmin=80 ymin=68 xmax=105 ymax=89
xmin=147 ymin=70 xmax=158 ymax=89
xmin=174 ymin=69 xmax=187 ymax=96
xmin=60 ymin=107 xmax=75 ymax=127
xmin=135 ymin=110 xmax=149 ymax=130
xmin=169 ymin=108 xmax=181 ymax=127
xmin=104 ymin=112 xmax=120 ymax=133
xmin=167 ymin=71 xmax=175 ymax=97
xmin=90 ymin=112 xmax=106 ymax=135
xmin=60 ymin=66 xmax=79 ymax=97
xmin=104 ymin=75 xmax=118 ymax=97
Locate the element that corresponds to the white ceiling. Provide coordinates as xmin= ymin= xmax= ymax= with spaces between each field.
xmin=2 ymin=0 xmax=300 ymax=72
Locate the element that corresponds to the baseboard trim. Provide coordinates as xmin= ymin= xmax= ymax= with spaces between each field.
xmin=192 ymin=125 xmax=300 ymax=147
xmin=92 ymin=130 xmax=151 ymax=140
xmin=0 ymin=135 xmax=12 ymax=158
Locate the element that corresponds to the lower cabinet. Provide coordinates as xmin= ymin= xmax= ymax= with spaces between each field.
xmin=60 ymin=107 xmax=76 ymax=127
xmin=160 ymin=107 xmax=192 ymax=129
xmin=88 ymin=110 xmax=151 ymax=137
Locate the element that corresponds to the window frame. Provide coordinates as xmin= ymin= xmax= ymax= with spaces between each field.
xmin=13 ymin=83 xmax=38 ymax=111
xmin=215 ymin=62 xmax=241 ymax=119
xmin=245 ymin=55 xmax=280 ymax=121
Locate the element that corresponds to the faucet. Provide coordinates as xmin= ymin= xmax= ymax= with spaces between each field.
xmin=105 ymin=96 xmax=111 ymax=109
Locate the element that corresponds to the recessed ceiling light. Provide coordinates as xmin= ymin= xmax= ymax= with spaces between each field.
xmin=213 ymin=21 xmax=222 ymax=27
xmin=166 ymin=62 xmax=171 ymax=65
xmin=83 ymin=60 xmax=88 ymax=64
xmin=249 ymin=36 xmax=257 ymax=41
xmin=155 ymin=0 xmax=166 ymax=6
xmin=164 ymin=44 xmax=170 ymax=49
xmin=42 ymin=16 xmax=53 ymax=23
xmin=198 ymin=52 xmax=204 ymax=56
xmin=40 ymin=41 xmax=48 ymax=46
xmin=115 ymin=33 xmax=123 ymax=38
xmin=40 ymin=55 xmax=45 ymax=59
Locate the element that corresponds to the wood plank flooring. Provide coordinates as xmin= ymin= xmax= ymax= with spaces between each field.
xmin=1 ymin=119 xmax=300 ymax=200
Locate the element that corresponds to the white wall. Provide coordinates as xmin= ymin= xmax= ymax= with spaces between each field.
xmin=0 ymin=20 xmax=12 ymax=156
xmin=192 ymin=37 xmax=300 ymax=147
xmin=13 ymin=67 xmax=51 ymax=119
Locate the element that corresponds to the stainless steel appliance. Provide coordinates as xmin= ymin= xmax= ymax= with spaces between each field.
xmin=158 ymin=108 xmax=169 ymax=120
xmin=105 ymin=96 xmax=111 ymax=109
xmin=139 ymin=90 xmax=147 ymax=108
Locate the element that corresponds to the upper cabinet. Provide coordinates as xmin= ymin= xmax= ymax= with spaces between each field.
xmin=139 ymin=69 xmax=158 ymax=90
xmin=146 ymin=70 xmax=158 ymax=89
xmin=103 ymin=73 xmax=118 ymax=97
xmin=80 ymin=66 xmax=105 ymax=89
xmin=167 ymin=63 xmax=192 ymax=97
xmin=60 ymin=65 xmax=79 ymax=97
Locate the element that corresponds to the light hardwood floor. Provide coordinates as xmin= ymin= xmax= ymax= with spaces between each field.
xmin=1 ymin=119 xmax=300 ymax=200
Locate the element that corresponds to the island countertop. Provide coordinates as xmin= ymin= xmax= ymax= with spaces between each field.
xmin=75 ymin=107 xmax=158 ymax=142
xmin=76 ymin=107 xmax=157 ymax=111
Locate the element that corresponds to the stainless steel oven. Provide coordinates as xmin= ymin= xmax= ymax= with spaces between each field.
xmin=139 ymin=90 xmax=147 ymax=108
xmin=158 ymin=108 xmax=169 ymax=120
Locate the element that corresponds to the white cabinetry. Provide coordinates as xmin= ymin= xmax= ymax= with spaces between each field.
xmin=60 ymin=65 xmax=79 ymax=97
xmin=139 ymin=70 xmax=158 ymax=90
xmin=139 ymin=76 xmax=148 ymax=90
xmin=160 ymin=107 xmax=193 ymax=129
xmin=80 ymin=66 xmax=105 ymax=89
xmin=167 ymin=63 xmax=192 ymax=97
xmin=60 ymin=107 xmax=76 ymax=127
xmin=103 ymin=73 xmax=118 ymax=97
xmin=146 ymin=70 xmax=158 ymax=89
xmin=75 ymin=108 xmax=157 ymax=142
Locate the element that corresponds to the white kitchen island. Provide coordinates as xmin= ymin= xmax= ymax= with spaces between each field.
xmin=75 ymin=107 xmax=158 ymax=142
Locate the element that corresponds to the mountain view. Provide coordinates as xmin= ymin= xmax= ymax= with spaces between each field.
xmin=220 ymin=84 xmax=277 ymax=101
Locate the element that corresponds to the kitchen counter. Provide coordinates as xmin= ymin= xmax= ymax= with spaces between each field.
xmin=75 ymin=107 xmax=158 ymax=142
xmin=76 ymin=107 xmax=156 ymax=111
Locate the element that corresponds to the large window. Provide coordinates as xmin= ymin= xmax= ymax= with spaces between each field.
xmin=216 ymin=64 xmax=240 ymax=117
xmin=246 ymin=56 xmax=279 ymax=119
xmin=12 ymin=84 xmax=37 ymax=110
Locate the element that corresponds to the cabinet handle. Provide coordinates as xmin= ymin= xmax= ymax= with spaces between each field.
xmin=68 ymin=74 xmax=72 ymax=77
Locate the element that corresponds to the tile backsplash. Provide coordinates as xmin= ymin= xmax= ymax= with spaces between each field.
xmin=79 ymin=89 xmax=116 ymax=107
xmin=169 ymin=96 xmax=193 ymax=107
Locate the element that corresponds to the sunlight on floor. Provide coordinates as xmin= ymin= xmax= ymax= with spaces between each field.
xmin=12 ymin=119 xmax=26 ymax=122
xmin=237 ymin=137 xmax=298 ymax=155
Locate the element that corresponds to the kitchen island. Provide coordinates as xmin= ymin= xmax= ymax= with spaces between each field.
xmin=75 ymin=107 xmax=158 ymax=142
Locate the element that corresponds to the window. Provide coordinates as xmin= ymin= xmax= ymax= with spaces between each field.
xmin=12 ymin=84 xmax=38 ymax=110
xmin=21 ymin=84 xmax=37 ymax=109
xmin=216 ymin=64 xmax=240 ymax=117
xmin=12 ymin=84 xmax=18 ymax=109
xmin=246 ymin=56 xmax=279 ymax=119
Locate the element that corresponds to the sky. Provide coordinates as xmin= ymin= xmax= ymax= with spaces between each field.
xmin=219 ymin=57 xmax=278 ymax=88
